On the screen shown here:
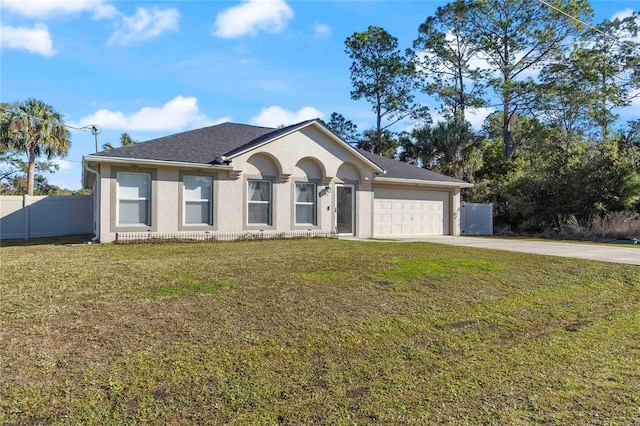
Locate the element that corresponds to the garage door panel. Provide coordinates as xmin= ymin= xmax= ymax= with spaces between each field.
xmin=374 ymin=188 xmax=450 ymax=237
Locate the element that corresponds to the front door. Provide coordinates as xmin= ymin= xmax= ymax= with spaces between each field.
xmin=336 ymin=184 xmax=354 ymax=235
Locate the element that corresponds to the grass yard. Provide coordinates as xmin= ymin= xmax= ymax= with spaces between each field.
xmin=0 ymin=239 xmax=639 ymax=424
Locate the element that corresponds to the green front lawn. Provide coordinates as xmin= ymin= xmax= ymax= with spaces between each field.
xmin=1 ymin=239 xmax=638 ymax=424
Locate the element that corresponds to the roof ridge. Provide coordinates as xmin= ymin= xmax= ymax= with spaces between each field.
xmin=224 ymin=122 xmax=276 ymax=130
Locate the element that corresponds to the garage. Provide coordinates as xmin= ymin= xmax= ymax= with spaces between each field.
xmin=373 ymin=187 xmax=450 ymax=237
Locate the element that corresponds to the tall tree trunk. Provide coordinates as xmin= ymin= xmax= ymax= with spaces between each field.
xmin=376 ymin=102 xmax=382 ymax=152
xmin=457 ymin=53 xmax=466 ymax=122
xmin=502 ymin=28 xmax=513 ymax=160
xmin=503 ymin=103 xmax=513 ymax=160
xmin=27 ymin=150 xmax=35 ymax=196
xmin=601 ymin=66 xmax=608 ymax=142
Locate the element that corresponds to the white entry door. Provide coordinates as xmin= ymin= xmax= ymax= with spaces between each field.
xmin=335 ymin=184 xmax=354 ymax=235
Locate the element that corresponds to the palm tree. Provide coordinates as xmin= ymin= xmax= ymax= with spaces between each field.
xmin=120 ymin=132 xmax=136 ymax=146
xmin=0 ymin=99 xmax=70 ymax=195
xmin=102 ymin=132 xmax=137 ymax=151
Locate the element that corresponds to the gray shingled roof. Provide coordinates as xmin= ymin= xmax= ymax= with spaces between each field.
xmin=358 ymin=149 xmax=467 ymax=184
xmin=91 ymin=119 xmax=466 ymax=185
xmin=92 ymin=122 xmax=278 ymax=164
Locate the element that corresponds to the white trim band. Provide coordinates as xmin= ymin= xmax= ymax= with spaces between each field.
xmin=83 ymin=155 xmax=234 ymax=171
xmin=374 ymin=176 xmax=474 ymax=188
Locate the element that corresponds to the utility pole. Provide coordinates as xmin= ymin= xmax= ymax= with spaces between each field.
xmin=90 ymin=125 xmax=101 ymax=152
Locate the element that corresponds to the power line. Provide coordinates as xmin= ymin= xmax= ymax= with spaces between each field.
xmin=536 ymin=0 xmax=638 ymax=51
xmin=0 ymin=104 xmax=100 ymax=134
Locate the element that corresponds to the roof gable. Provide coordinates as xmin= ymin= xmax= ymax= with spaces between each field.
xmin=224 ymin=119 xmax=383 ymax=173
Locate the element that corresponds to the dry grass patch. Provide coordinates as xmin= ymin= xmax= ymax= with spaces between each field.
xmin=0 ymin=239 xmax=638 ymax=424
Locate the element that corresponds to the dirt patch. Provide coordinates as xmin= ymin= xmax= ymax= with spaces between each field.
xmin=447 ymin=320 xmax=498 ymax=332
xmin=448 ymin=320 xmax=479 ymax=329
xmin=346 ymin=386 xmax=369 ymax=398
xmin=153 ymin=388 xmax=169 ymax=401
xmin=565 ymin=321 xmax=590 ymax=332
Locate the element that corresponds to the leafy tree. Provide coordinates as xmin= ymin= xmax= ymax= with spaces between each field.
xmin=345 ymin=26 xmax=427 ymax=151
xmin=323 ymin=112 xmax=360 ymax=145
xmin=358 ymin=129 xmax=399 ymax=158
xmin=536 ymin=54 xmax=595 ymax=139
xmin=463 ymin=0 xmax=591 ymax=159
xmin=411 ymin=0 xmax=487 ymax=123
xmin=0 ymin=152 xmax=61 ymax=195
xmin=0 ymin=99 xmax=71 ymax=195
xmin=103 ymin=132 xmax=138 ymax=151
xmin=399 ymin=126 xmax=439 ymax=168
xmin=0 ymin=146 xmax=23 ymax=182
xmin=619 ymin=119 xmax=640 ymax=149
xmin=538 ymin=13 xmax=639 ymax=142
xmin=400 ymin=120 xmax=482 ymax=179
xmin=1 ymin=173 xmax=71 ymax=195
xmin=576 ymin=13 xmax=639 ymax=141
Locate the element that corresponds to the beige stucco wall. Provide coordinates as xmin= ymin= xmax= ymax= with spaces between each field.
xmin=96 ymin=126 xmax=379 ymax=242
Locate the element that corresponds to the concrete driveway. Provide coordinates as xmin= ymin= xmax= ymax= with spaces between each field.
xmin=382 ymin=236 xmax=640 ymax=266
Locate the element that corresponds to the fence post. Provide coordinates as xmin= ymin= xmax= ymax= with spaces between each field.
xmin=23 ymin=195 xmax=29 ymax=240
xmin=489 ymin=203 xmax=494 ymax=236
xmin=461 ymin=202 xmax=466 ymax=235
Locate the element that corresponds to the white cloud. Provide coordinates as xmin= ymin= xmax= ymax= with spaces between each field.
xmin=213 ymin=0 xmax=293 ymax=39
xmin=1 ymin=0 xmax=116 ymax=19
xmin=314 ymin=23 xmax=331 ymax=38
xmin=611 ymin=9 xmax=640 ymax=43
xmin=467 ymin=52 xmax=542 ymax=80
xmin=612 ymin=8 xmax=634 ymax=21
xmin=108 ymin=7 xmax=179 ymax=46
xmin=250 ymin=106 xmax=323 ymax=127
xmin=0 ymin=24 xmax=54 ymax=56
xmin=631 ymin=89 xmax=640 ymax=108
xmin=51 ymin=158 xmax=72 ymax=171
xmin=70 ymin=96 xmax=228 ymax=132
xmin=92 ymin=3 xmax=119 ymax=20
xmin=467 ymin=107 xmax=495 ymax=130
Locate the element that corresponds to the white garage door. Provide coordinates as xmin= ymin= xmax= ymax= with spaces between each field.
xmin=374 ymin=188 xmax=450 ymax=237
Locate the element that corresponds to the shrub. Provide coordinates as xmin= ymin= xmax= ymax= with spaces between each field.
xmin=558 ymin=212 xmax=640 ymax=240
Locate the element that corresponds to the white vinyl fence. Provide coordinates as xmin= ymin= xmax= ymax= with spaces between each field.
xmin=0 ymin=195 xmax=93 ymax=240
xmin=461 ymin=202 xmax=493 ymax=235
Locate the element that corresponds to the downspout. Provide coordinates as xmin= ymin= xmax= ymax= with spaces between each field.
xmin=83 ymin=161 xmax=100 ymax=243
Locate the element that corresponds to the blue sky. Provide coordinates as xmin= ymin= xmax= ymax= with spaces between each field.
xmin=1 ymin=0 xmax=638 ymax=190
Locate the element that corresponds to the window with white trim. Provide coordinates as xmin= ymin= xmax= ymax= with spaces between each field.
xmin=117 ymin=172 xmax=150 ymax=226
xmin=247 ymin=180 xmax=272 ymax=225
xmin=183 ymin=175 xmax=213 ymax=225
xmin=295 ymin=182 xmax=316 ymax=225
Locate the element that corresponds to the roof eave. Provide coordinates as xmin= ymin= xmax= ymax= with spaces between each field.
xmin=374 ymin=176 xmax=474 ymax=188
xmin=82 ymin=155 xmax=234 ymax=170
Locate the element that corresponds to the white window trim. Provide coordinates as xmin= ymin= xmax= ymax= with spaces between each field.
xmin=116 ymin=171 xmax=151 ymax=227
xmin=247 ymin=179 xmax=272 ymax=226
xmin=183 ymin=175 xmax=213 ymax=226
xmin=294 ymin=182 xmax=317 ymax=226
